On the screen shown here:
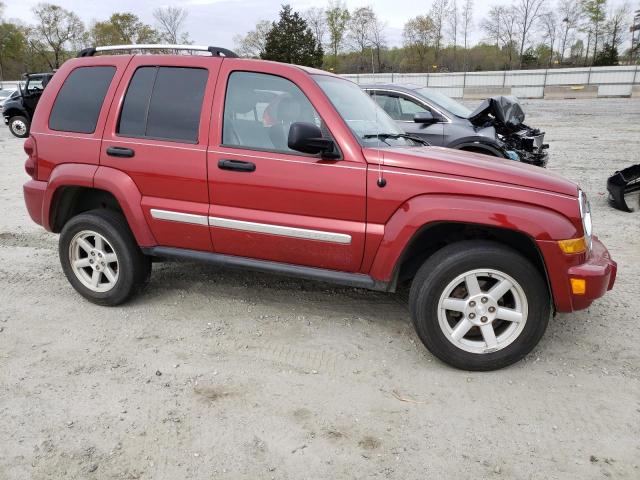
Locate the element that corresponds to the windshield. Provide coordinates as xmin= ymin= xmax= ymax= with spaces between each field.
xmin=415 ymin=87 xmax=472 ymax=118
xmin=313 ymin=75 xmax=416 ymax=148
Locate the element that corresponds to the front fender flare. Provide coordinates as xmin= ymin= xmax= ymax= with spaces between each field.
xmin=368 ymin=194 xmax=579 ymax=281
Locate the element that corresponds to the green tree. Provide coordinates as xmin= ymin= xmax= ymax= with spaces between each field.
xmin=261 ymin=5 xmax=323 ymax=67
xmin=325 ymin=1 xmax=350 ymax=62
xmin=581 ymin=0 xmax=607 ymax=62
xmin=30 ymin=3 xmax=85 ymax=69
xmin=90 ymin=13 xmax=158 ymax=46
xmin=0 ymin=4 xmax=28 ymax=82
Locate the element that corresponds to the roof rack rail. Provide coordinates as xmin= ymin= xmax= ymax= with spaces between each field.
xmin=77 ymin=44 xmax=239 ymax=58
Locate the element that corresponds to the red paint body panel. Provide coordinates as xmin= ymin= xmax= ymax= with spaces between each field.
xmin=206 ymin=60 xmax=367 ymax=271
xmin=23 ymin=180 xmax=47 ymax=225
xmin=538 ymin=236 xmax=617 ymax=312
xmin=93 ymin=166 xmax=156 ymax=247
xmin=30 ymin=56 xmax=132 ymax=181
xmin=22 ymin=54 xmax=616 ymax=314
xmin=141 ymin=197 xmax=211 ymax=251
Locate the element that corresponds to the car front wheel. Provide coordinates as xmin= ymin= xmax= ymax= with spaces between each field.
xmin=409 ymin=240 xmax=550 ymax=371
xmin=59 ymin=209 xmax=151 ymax=306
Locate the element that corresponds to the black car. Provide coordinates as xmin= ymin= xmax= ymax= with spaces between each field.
xmin=362 ymin=83 xmax=549 ymax=167
xmin=2 ymin=72 xmax=54 ymax=138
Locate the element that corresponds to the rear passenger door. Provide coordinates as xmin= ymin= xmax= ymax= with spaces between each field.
xmin=101 ymin=56 xmax=221 ymax=252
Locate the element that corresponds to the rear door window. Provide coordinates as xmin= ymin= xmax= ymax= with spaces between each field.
xmin=49 ymin=66 xmax=116 ymax=134
xmin=118 ymin=66 xmax=208 ymax=143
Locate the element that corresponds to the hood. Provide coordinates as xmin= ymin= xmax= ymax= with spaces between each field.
xmin=468 ymin=95 xmax=525 ymax=129
xmin=363 ymin=146 xmax=577 ymax=196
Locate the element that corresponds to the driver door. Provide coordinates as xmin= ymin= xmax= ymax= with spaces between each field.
xmin=370 ymin=90 xmax=444 ymax=146
xmin=207 ymin=62 xmax=367 ymax=272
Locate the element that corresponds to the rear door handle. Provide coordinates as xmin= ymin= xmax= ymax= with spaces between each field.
xmin=106 ymin=146 xmax=135 ymax=158
xmin=218 ymin=159 xmax=256 ymax=172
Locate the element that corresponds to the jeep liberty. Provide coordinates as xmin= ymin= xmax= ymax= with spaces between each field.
xmin=22 ymin=45 xmax=617 ymax=370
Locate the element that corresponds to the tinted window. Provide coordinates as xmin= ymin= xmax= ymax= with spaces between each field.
xmin=223 ymin=71 xmax=325 ymax=154
xmin=373 ymin=93 xmax=428 ymax=121
xmin=49 ymin=67 xmax=116 ymax=134
xmin=118 ymin=67 xmax=208 ymax=143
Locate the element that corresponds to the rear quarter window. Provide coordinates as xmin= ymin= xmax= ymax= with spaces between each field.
xmin=49 ymin=66 xmax=116 ymax=134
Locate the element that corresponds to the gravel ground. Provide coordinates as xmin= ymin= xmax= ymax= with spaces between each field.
xmin=1 ymin=98 xmax=639 ymax=480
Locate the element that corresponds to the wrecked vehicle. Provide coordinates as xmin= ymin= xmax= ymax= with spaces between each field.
xmin=607 ymin=164 xmax=640 ymax=212
xmin=363 ymin=84 xmax=549 ymax=167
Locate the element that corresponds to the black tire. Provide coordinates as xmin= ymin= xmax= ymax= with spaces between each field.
xmin=9 ymin=115 xmax=30 ymax=138
xmin=59 ymin=209 xmax=151 ymax=306
xmin=409 ymin=240 xmax=550 ymax=371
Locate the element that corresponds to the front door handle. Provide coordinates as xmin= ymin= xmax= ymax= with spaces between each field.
xmin=106 ymin=146 xmax=135 ymax=158
xmin=218 ymin=159 xmax=256 ymax=172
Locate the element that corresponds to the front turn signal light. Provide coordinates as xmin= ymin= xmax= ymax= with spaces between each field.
xmin=558 ymin=237 xmax=587 ymax=254
xmin=570 ymin=278 xmax=586 ymax=295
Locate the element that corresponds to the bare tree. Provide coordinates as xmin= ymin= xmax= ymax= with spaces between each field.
xmin=481 ymin=5 xmax=503 ymax=49
xmin=153 ymin=6 xmax=190 ymax=44
xmin=233 ymin=20 xmax=271 ymax=58
xmin=31 ymin=3 xmax=85 ymax=69
xmin=303 ymin=7 xmax=326 ymax=48
xmin=430 ymin=0 xmax=449 ymax=62
xmin=604 ymin=2 xmax=630 ymax=53
xmin=447 ymin=0 xmax=459 ymax=67
xmin=461 ymin=0 xmax=473 ymax=70
xmin=557 ymin=0 xmax=583 ymax=62
xmin=347 ymin=6 xmax=375 ymax=71
xmin=367 ymin=16 xmax=386 ymax=72
xmin=325 ymin=0 xmax=350 ymax=60
xmin=515 ymin=0 xmax=547 ymax=68
xmin=540 ymin=11 xmax=559 ymax=66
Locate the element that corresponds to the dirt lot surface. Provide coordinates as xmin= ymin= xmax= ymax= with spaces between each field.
xmin=1 ymin=98 xmax=639 ymax=479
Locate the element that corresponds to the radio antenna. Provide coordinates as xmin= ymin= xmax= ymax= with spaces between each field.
xmin=373 ymin=89 xmax=386 ymax=188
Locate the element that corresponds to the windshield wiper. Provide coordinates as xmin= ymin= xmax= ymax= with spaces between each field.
xmin=363 ymin=133 xmax=430 ymax=146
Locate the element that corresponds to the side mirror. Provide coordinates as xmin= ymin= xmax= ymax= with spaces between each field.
xmin=414 ymin=111 xmax=438 ymax=124
xmin=288 ymin=122 xmax=339 ymax=158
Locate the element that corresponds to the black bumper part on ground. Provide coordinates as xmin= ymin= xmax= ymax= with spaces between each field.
xmin=607 ymin=164 xmax=640 ymax=212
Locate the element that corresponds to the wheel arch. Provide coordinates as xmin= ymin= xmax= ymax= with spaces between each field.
xmin=44 ymin=164 xmax=156 ymax=247
xmin=392 ymin=222 xmax=550 ymax=300
xmin=453 ymin=141 xmax=505 ymax=158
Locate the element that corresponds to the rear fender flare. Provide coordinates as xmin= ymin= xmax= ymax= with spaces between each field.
xmin=43 ymin=164 xmax=97 ymax=231
xmin=368 ymin=194 xmax=578 ymax=282
xmin=93 ymin=166 xmax=156 ymax=246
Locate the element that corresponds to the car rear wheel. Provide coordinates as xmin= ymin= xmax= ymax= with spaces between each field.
xmin=59 ymin=209 xmax=151 ymax=306
xmin=409 ymin=240 xmax=550 ymax=371
xmin=9 ymin=115 xmax=30 ymax=138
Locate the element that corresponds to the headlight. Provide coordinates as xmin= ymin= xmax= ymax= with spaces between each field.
xmin=578 ymin=189 xmax=592 ymax=251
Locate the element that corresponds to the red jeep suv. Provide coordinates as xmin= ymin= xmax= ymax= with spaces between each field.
xmin=22 ymin=45 xmax=616 ymax=370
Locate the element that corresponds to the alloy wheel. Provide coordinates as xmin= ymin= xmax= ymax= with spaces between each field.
xmin=68 ymin=230 xmax=119 ymax=293
xmin=437 ymin=268 xmax=528 ymax=354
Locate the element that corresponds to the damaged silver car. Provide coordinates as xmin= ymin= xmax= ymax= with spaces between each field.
xmin=363 ymin=83 xmax=549 ymax=167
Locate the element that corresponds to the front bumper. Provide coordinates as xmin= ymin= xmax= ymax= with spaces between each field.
xmin=539 ymin=236 xmax=616 ymax=312
xmin=567 ymin=236 xmax=617 ymax=310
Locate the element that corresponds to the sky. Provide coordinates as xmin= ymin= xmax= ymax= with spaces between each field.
xmin=3 ymin=0 xmax=634 ymax=50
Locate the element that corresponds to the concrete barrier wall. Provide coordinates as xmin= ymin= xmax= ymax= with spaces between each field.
xmin=344 ymin=65 xmax=640 ymax=99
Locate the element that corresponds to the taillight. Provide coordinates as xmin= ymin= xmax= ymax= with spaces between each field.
xmin=24 ymin=136 xmax=37 ymax=179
